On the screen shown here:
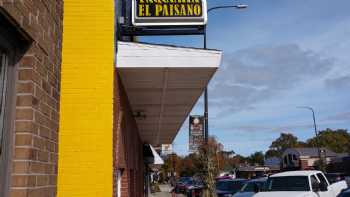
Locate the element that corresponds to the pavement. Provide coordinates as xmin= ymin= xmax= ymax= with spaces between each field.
xmin=150 ymin=184 xmax=186 ymax=197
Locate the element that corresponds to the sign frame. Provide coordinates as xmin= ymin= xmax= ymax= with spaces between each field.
xmin=189 ymin=115 xmax=205 ymax=152
xmin=132 ymin=0 xmax=208 ymax=27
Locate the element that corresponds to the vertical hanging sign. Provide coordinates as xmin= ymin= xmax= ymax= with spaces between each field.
xmin=189 ymin=115 xmax=204 ymax=152
xmin=132 ymin=0 xmax=207 ymax=26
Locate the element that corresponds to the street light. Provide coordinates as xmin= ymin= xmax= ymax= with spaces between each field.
xmin=297 ymin=106 xmax=323 ymax=170
xmin=207 ymin=4 xmax=248 ymax=13
xmin=204 ymin=4 xmax=248 ymax=143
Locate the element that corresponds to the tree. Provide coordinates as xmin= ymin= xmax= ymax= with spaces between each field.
xmin=247 ymin=151 xmax=265 ymax=165
xmin=265 ymin=149 xmax=280 ymax=158
xmin=218 ymin=150 xmax=236 ymax=171
xmin=197 ymin=136 xmax=224 ymax=197
xmin=269 ymin=133 xmax=304 ymax=157
xmin=307 ymin=128 xmax=350 ymax=153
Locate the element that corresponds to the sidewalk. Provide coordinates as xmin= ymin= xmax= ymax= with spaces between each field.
xmin=150 ymin=185 xmax=185 ymax=197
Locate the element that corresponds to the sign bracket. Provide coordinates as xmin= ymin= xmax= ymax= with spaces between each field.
xmin=121 ymin=25 xmax=205 ymax=36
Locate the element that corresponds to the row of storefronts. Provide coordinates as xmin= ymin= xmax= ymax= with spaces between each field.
xmin=0 ymin=1 xmax=221 ymax=197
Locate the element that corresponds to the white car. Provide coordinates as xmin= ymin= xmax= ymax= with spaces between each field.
xmin=254 ymin=170 xmax=348 ymax=197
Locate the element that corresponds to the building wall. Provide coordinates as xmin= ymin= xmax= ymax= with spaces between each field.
xmin=0 ymin=1 xmax=63 ymax=197
xmin=114 ymin=70 xmax=145 ymax=197
xmin=282 ymin=149 xmax=300 ymax=168
xmin=58 ymin=1 xmax=114 ymax=197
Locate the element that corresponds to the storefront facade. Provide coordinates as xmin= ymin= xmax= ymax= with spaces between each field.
xmin=0 ymin=1 xmax=221 ymax=197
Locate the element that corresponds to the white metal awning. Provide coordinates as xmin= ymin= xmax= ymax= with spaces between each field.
xmin=116 ymin=41 xmax=222 ymax=146
xmin=150 ymin=144 xmax=164 ymax=165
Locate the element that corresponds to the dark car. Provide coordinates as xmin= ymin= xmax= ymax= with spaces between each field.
xmin=338 ymin=188 xmax=350 ymax=197
xmin=185 ymin=179 xmax=204 ymax=197
xmin=325 ymin=173 xmax=346 ymax=184
xmin=216 ymin=179 xmax=247 ymax=197
xmin=216 ymin=176 xmax=234 ymax=181
xmin=233 ymin=177 xmax=267 ymax=197
xmin=346 ymin=176 xmax=350 ymax=186
xmin=175 ymin=177 xmax=193 ymax=193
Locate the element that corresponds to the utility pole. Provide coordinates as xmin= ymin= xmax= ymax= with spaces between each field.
xmin=297 ymin=106 xmax=324 ymax=171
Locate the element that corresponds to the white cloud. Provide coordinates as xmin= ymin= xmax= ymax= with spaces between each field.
xmin=208 ymin=44 xmax=334 ymax=117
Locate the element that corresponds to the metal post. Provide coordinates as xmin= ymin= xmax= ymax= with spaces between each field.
xmin=203 ymin=4 xmax=247 ymax=144
xmin=203 ymin=26 xmax=208 ymax=144
xmin=298 ymin=106 xmax=323 ymax=170
xmin=310 ymin=108 xmax=323 ymax=170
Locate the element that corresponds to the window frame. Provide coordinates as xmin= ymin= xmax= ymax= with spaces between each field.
xmin=310 ymin=175 xmax=320 ymax=192
xmin=0 ymin=47 xmax=17 ymax=197
xmin=316 ymin=173 xmax=329 ymax=186
xmin=0 ymin=44 xmax=16 ymax=197
xmin=0 ymin=51 xmax=9 ymax=155
xmin=0 ymin=8 xmax=32 ymax=197
xmin=0 ymin=15 xmax=24 ymax=197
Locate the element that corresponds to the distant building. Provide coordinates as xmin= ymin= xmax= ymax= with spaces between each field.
xmin=264 ymin=157 xmax=281 ymax=171
xmin=237 ymin=166 xmax=270 ymax=179
xmin=282 ymin=148 xmax=348 ymax=170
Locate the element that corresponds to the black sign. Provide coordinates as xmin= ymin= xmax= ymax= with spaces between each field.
xmin=132 ymin=0 xmax=207 ymax=26
xmin=189 ymin=115 xmax=204 ymax=152
xmin=137 ymin=0 xmax=203 ymax=18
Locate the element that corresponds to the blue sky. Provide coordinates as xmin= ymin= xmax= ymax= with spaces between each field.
xmin=140 ymin=0 xmax=350 ymax=156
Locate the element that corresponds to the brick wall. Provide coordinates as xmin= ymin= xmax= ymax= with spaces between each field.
xmin=0 ymin=1 xmax=63 ymax=197
xmin=114 ymin=70 xmax=145 ymax=197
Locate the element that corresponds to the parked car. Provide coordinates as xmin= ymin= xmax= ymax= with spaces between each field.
xmin=216 ymin=175 xmax=234 ymax=181
xmin=338 ymin=188 xmax=350 ymax=197
xmin=175 ymin=177 xmax=193 ymax=193
xmin=233 ymin=177 xmax=267 ymax=197
xmin=346 ymin=176 xmax=350 ymax=186
xmin=185 ymin=179 xmax=204 ymax=197
xmin=216 ymin=179 xmax=247 ymax=197
xmin=254 ymin=170 xmax=347 ymax=197
xmin=325 ymin=173 xmax=346 ymax=184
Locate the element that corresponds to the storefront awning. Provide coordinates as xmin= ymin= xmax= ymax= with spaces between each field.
xmin=117 ymin=41 xmax=222 ymax=146
xmin=144 ymin=144 xmax=164 ymax=165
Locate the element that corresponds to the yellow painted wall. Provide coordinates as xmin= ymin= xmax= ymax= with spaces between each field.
xmin=58 ymin=1 xmax=114 ymax=196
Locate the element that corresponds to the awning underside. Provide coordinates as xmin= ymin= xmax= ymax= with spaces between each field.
xmin=117 ymin=42 xmax=222 ymax=146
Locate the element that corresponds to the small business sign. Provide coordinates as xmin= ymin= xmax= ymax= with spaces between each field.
xmin=132 ymin=0 xmax=207 ymax=26
xmin=161 ymin=144 xmax=173 ymax=155
xmin=189 ymin=115 xmax=204 ymax=152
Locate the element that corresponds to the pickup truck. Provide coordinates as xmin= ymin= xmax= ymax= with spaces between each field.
xmin=254 ymin=170 xmax=348 ymax=197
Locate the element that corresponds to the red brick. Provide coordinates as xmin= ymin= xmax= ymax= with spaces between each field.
xmin=12 ymin=161 xmax=30 ymax=174
xmin=15 ymin=134 xmax=32 ymax=146
xmin=16 ymin=108 xmax=34 ymax=120
xmin=15 ymin=121 xmax=36 ymax=134
xmin=16 ymin=82 xmax=34 ymax=94
xmin=16 ymin=95 xmax=36 ymax=107
xmin=9 ymin=189 xmax=28 ymax=197
xmin=18 ymin=69 xmax=33 ymax=81
xmin=18 ymin=55 xmax=36 ymax=68
xmin=12 ymin=175 xmax=36 ymax=187
xmin=14 ymin=148 xmax=36 ymax=160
